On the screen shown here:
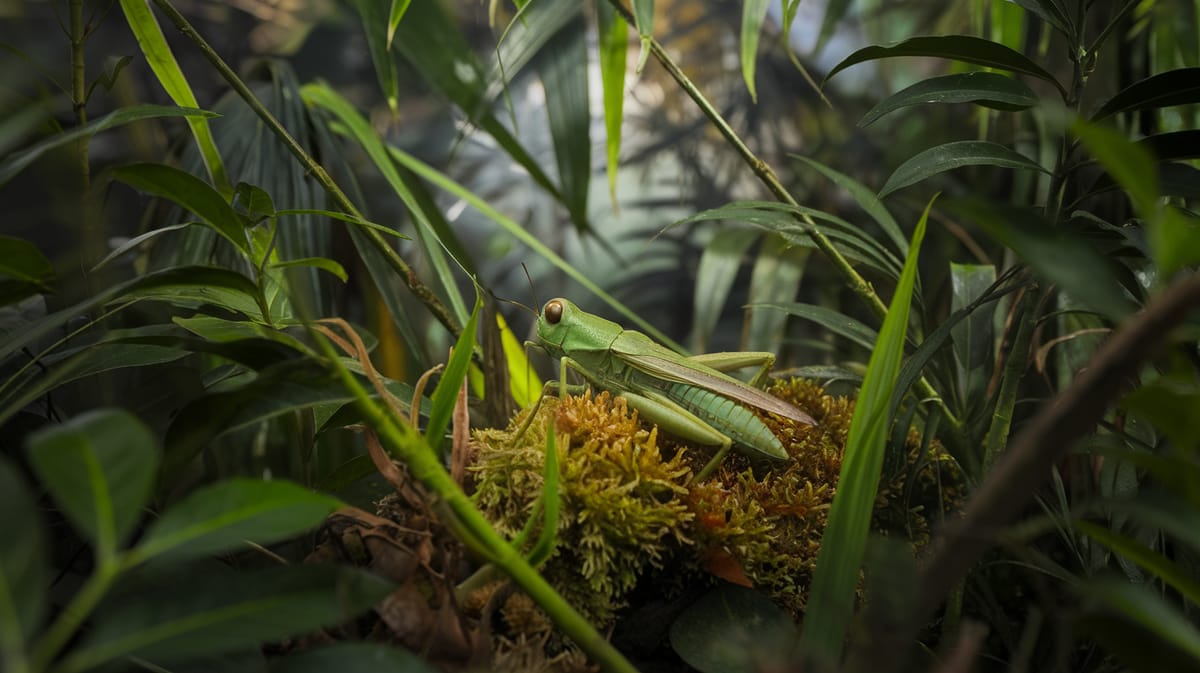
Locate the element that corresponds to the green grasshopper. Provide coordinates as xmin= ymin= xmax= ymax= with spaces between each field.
xmin=533 ymin=298 xmax=817 ymax=481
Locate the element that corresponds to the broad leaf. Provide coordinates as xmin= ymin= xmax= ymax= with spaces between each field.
xmin=25 ymin=409 xmax=159 ymax=558
xmin=824 ymin=35 xmax=1066 ymax=98
xmin=112 ymin=163 xmax=248 ymax=256
xmin=132 ymin=479 xmax=340 ymax=563
xmin=949 ymin=199 xmax=1136 ymax=319
xmin=0 ymin=235 xmax=54 ymax=306
xmin=949 ymin=263 xmax=996 ymax=414
xmin=879 ymin=140 xmax=1049 ymax=197
xmin=670 ymin=584 xmax=796 ymax=673
xmin=1092 ymin=67 xmax=1200 ymax=121
xmin=860 ymin=72 xmax=1038 ymax=126
xmin=66 ymin=565 xmax=393 ymax=670
xmin=538 ymin=12 xmax=591 ymax=230
xmin=0 ymin=460 xmax=46 ymax=656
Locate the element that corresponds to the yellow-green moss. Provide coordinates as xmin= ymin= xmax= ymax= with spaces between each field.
xmin=470 ymin=379 xmax=965 ymax=622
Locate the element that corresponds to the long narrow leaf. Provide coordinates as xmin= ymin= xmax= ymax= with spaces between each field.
xmin=426 ymin=298 xmax=480 ymax=455
xmin=598 ymin=1 xmax=627 ymax=207
xmin=351 ymin=0 xmax=399 ymax=113
xmin=538 ymin=14 xmax=591 ymax=230
xmin=740 ymin=0 xmax=771 ymax=102
xmin=117 ymin=0 xmax=229 ymax=191
xmin=0 ymin=105 xmax=215 ymax=187
xmin=879 ymin=141 xmax=1049 ymax=198
xmin=860 ymin=72 xmax=1038 ymax=127
xmin=112 ymin=163 xmax=249 ymax=256
xmin=800 ymin=197 xmax=930 ymax=659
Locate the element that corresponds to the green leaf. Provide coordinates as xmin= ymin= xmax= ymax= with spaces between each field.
xmin=1009 ymin=0 xmax=1073 ymax=37
xmin=801 ymin=196 xmax=930 ymax=659
xmin=1075 ymin=521 xmax=1200 ymax=606
xmin=426 ymin=297 xmax=480 ymax=455
xmin=65 ymin=565 xmax=394 ymax=671
xmin=824 ymin=35 xmax=1067 ymax=98
xmin=270 ymin=257 xmax=349 ymax=283
xmin=0 ymin=460 xmax=46 ymax=662
xmin=25 ymin=409 xmax=159 ymax=559
xmin=691 ymin=229 xmax=760 ymax=352
xmin=949 ymin=263 xmax=996 ymax=413
xmin=1072 ymin=119 xmax=1159 ymax=219
xmin=538 ymin=13 xmax=591 ymax=230
xmin=0 ymin=235 xmax=53 ymax=292
xmin=117 ymin=265 xmax=264 ymax=320
xmin=631 ymin=0 xmax=654 ymax=72
xmin=752 ymin=302 xmax=879 ymax=352
xmin=382 ymin=140 xmax=685 ymax=351
xmin=1092 ymin=67 xmax=1200 ymax=121
xmin=301 ymin=83 xmax=469 ymax=324
xmin=351 ymin=0 xmax=399 ymax=113
xmin=740 ymin=0 xmax=771 ymax=102
xmin=92 ymin=222 xmax=194 ymax=272
xmin=791 ymin=155 xmax=907 ymax=255
xmin=0 ymin=104 xmax=216 ymax=188
xmin=1153 ymin=208 xmax=1200 ymax=278
xmin=385 ymin=0 xmax=412 ymax=49
xmin=948 ymin=200 xmax=1137 ymax=319
xmin=1122 ymin=377 xmax=1200 ymax=450
xmin=233 ymin=182 xmax=276 ymax=223
xmin=112 ymin=163 xmax=248 ymax=256
xmin=669 ymin=584 xmax=796 ymax=673
xmin=389 ymin=1 xmax=565 ymax=207
xmin=274 ymin=209 xmax=407 ymax=240
xmin=271 ymin=643 xmax=436 ymax=673
xmin=598 ymin=1 xmax=627 ymax=207
xmin=0 ymin=344 xmax=190 ymax=428
xmin=879 ymin=140 xmax=1049 ymax=198
xmin=117 ymin=0 xmax=229 ymax=191
xmin=1080 ymin=576 xmax=1200 ymax=664
xmin=1138 ymin=130 xmax=1200 ymax=163
xmin=131 ymin=479 xmax=340 ymax=563
xmin=860 ymin=72 xmax=1039 ymax=126
xmin=745 ymin=238 xmax=808 ymax=353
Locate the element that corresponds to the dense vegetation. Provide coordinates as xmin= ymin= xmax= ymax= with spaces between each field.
xmin=1 ymin=1 xmax=1198 ymax=672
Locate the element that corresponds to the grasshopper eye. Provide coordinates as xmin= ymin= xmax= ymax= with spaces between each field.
xmin=544 ymin=299 xmax=564 ymax=324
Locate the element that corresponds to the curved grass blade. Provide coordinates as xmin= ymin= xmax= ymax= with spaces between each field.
xmin=350 ymin=0 xmax=399 ymax=114
xmin=598 ymin=1 xmax=627 ymax=207
xmin=426 ymin=297 xmax=480 ymax=455
xmin=385 ymin=0 xmax=412 ymax=49
xmin=117 ymin=0 xmax=229 ymax=191
xmin=752 ymin=302 xmax=879 ymax=352
xmin=800 ymin=197 xmax=930 ymax=660
xmin=740 ymin=0 xmax=771 ymax=102
xmin=0 ymin=105 xmax=215 ymax=187
xmin=879 ymin=140 xmax=1049 ymax=198
xmin=791 ymin=155 xmax=907 ymax=255
xmin=860 ymin=72 xmax=1038 ymax=127
xmin=823 ymin=35 xmax=1067 ymax=98
xmin=691 ymin=229 xmax=760 ymax=352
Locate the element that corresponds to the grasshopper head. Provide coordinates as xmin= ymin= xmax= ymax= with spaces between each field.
xmin=535 ymin=298 xmax=574 ymax=356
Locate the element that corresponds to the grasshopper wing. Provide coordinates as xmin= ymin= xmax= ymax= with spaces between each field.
xmin=612 ymin=333 xmax=817 ymax=426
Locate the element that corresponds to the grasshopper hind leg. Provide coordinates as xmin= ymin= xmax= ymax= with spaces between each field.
xmin=618 ymin=390 xmax=733 ymax=483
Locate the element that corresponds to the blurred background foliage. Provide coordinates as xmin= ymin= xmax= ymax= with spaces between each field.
xmin=1 ymin=0 xmax=1199 ymax=671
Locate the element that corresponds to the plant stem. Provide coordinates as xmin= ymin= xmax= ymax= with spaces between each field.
xmin=604 ymin=0 xmax=961 ymax=432
xmin=30 ymin=562 xmax=119 ymax=672
xmin=982 ymin=288 xmax=1037 ymax=469
xmin=146 ymin=0 xmax=463 ymax=341
xmin=70 ymin=0 xmax=102 ymax=277
xmin=318 ymin=336 xmax=641 ymax=673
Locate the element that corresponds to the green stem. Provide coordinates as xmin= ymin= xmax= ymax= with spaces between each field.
xmin=30 ymin=562 xmax=120 ymax=672
xmin=70 ymin=0 xmax=102 ymax=277
xmin=983 ymin=289 xmax=1036 ymax=470
xmin=604 ymin=0 xmax=960 ymax=433
xmin=146 ymin=0 xmax=462 ymax=341
xmin=318 ymin=336 xmax=640 ymax=673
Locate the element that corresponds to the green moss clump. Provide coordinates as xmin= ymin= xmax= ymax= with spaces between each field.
xmin=470 ymin=379 xmax=966 ymax=623
xmin=471 ymin=391 xmax=694 ymax=626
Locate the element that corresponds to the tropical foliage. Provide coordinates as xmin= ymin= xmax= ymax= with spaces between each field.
xmin=1 ymin=0 xmax=1198 ymax=672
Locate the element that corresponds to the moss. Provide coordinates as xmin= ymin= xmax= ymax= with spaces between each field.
xmin=471 ymin=391 xmax=694 ymax=626
xmin=470 ymin=379 xmax=966 ymax=623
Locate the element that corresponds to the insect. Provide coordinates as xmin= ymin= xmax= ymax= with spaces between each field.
xmin=533 ymin=298 xmax=817 ymax=481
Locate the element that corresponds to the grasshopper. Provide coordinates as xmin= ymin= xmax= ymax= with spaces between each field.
xmin=533 ymin=298 xmax=817 ymax=481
